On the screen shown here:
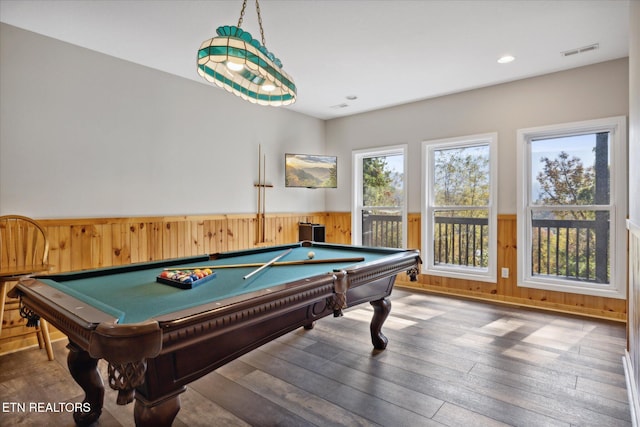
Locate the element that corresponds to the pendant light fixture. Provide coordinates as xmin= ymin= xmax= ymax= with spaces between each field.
xmin=197 ymin=0 xmax=296 ymax=106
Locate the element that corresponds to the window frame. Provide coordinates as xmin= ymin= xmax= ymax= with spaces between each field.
xmin=516 ymin=116 xmax=627 ymax=299
xmin=422 ymin=133 xmax=498 ymax=283
xmin=352 ymin=145 xmax=408 ymax=248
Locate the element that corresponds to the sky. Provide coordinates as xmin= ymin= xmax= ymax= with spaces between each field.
xmin=530 ymin=133 xmax=604 ymax=201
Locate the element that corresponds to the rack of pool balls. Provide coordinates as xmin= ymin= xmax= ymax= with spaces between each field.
xmin=156 ymin=268 xmax=216 ymax=289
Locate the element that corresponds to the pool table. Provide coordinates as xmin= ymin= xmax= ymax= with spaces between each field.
xmin=10 ymin=242 xmax=420 ymax=426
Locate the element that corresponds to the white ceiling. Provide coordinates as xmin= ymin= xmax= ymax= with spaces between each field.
xmin=0 ymin=0 xmax=630 ymax=120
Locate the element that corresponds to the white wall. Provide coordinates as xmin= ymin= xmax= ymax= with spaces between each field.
xmin=0 ymin=24 xmax=326 ymax=218
xmin=1 ymin=23 xmax=631 ymax=220
xmin=325 ymin=58 xmax=629 ymax=214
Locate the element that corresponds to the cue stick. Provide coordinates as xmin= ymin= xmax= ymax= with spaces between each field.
xmin=257 ymin=145 xmax=262 ymax=243
xmin=261 ymin=152 xmax=266 ymax=243
xmin=164 ymin=257 xmax=365 ymax=271
xmin=243 ymin=248 xmax=292 ymax=280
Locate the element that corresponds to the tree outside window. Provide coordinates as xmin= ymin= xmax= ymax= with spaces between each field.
xmin=517 ymin=116 xmax=626 ymax=299
xmin=361 ymin=154 xmax=404 ymax=248
xmin=423 ymin=133 xmax=497 ymax=283
xmin=530 ymin=133 xmax=609 ymax=283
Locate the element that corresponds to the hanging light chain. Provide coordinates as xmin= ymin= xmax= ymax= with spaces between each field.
xmin=237 ymin=0 xmax=247 ymax=27
xmin=255 ymin=0 xmax=266 ymax=47
xmin=235 ymin=0 xmax=267 ymax=48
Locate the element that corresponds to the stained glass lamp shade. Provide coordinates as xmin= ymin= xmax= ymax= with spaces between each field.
xmin=197 ymin=25 xmax=296 ymax=106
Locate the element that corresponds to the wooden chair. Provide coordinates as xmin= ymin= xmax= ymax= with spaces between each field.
xmin=0 ymin=215 xmax=54 ymax=360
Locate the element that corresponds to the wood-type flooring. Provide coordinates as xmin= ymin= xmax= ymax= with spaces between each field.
xmin=0 ymin=289 xmax=631 ymax=426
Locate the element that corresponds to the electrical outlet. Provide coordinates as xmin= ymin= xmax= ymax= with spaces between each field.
xmin=501 ymin=268 xmax=509 ymax=278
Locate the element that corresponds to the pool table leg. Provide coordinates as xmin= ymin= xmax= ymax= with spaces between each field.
xmin=67 ymin=341 xmax=104 ymax=426
xmin=304 ymin=322 xmax=315 ymax=330
xmin=134 ymin=388 xmax=185 ymax=427
xmin=370 ymin=297 xmax=391 ymax=350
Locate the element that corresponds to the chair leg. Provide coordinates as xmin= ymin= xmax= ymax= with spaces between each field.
xmin=36 ymin=326 xmax=44 ymax=348
xmin=0 ymin=280 xmax=54 ymax=361
xmin=40 ymin=318 xmax=55 ymax=361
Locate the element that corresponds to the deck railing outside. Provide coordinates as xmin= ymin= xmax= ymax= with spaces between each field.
xmin=362 ymin=213 xmax=608 ymax=283
xmin=531 ymin=217 xmax=608 ymax=283
xmin=433 ymin=216 xmax=489 ymax=268
xmin=362 ymin=211 xmax=402 ymax=248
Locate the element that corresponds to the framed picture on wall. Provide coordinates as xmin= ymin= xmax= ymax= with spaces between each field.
xmin=285 ymin=154 xmax=337 ymax=188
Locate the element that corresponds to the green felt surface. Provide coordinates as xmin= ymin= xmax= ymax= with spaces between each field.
xmin=38 ymin=245 xmax=394 ymax=324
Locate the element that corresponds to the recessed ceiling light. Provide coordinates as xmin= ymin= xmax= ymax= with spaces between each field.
xmin=346 ymin=95 xmax=358 ymax=100
xmin=497 ymin=55 xmax=515 ymax=64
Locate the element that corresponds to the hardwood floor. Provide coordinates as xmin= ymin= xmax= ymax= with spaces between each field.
xmin=0 ymin=289 xmax=631 ymax=426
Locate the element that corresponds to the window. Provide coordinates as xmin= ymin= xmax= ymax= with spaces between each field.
xmin=516 ymin=116 xmax=627 ymax=299
xmin=352 ymin=145 xmax=407 ymax=248
xmin=422 ymin=134 xmax=497 ymax=282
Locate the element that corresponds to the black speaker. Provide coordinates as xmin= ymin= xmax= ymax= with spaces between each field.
xmin=299 ymin=223 xmax=325 ymax=242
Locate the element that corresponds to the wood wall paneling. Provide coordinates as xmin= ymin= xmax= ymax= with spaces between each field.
xmin=625 ymin=222 xmax=640 ymax=424
xmin=408 ymin=214 xmax=626 ymax=321
xmin=0 ymin=212 xmax=627 ymax=356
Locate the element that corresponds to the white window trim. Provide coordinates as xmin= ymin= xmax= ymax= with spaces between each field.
xmin=352 ymin=145 xmax=408 ymax=248
xmin=422 ymin=133 xmax=498 ymax=283
xmin=516 ymin=116 xmax=627 ymax=299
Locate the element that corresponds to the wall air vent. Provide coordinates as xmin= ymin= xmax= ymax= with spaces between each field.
xmin=561 ymin=43 xmax=599 ymax=57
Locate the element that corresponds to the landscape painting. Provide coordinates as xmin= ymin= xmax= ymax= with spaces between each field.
xmin=285 ymin=154 xmax=337 ymax=188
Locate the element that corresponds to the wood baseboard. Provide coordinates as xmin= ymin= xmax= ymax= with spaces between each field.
xmin=624 ymin=350 xmax=640 ymax=427
xmin=396 ymin=280 xmax=626 ymax=322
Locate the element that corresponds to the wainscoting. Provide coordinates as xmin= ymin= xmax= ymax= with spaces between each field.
xmin=405 ymin=214 xmax=627 ymax=323
xmin=624 ymin=220 xmax=640 ymax=426
xmin=0 ymin=212 xmax=627 ymax=356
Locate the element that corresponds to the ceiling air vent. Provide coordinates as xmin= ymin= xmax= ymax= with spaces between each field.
xmin=561 ymin=43 xmax=599 ymax=57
